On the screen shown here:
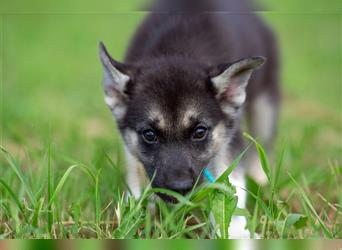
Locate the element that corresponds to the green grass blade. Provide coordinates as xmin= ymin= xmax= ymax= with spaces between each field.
xmin=190 ymin=183 xmax=235 ymax=203
xmin=216 ymin=144 xmax=251 ymax=183
xmin=0 ymin=179 xmax=28 ymax=223
xmin=47 ymin=165 xmax=78 ymax=207
xmin=241 ymin=186 xmax=272 ymax=218
xmin=95 ymin=169 xmax=102 ymax=238
xmin=250 ymin=187 xmax=261 ymax=238
xmin=47 ymin=145 xmax=53 ymax=234
xmin=273 ymin=143 xmax=286 ymax=191
xmin=0 ymin=145 xmax=36 ymax=205
xmin=149 ymin=188 xmax=193 ymax=206
xmin=243 ymin=133 xmax=271 ymax=182
xmin=288 ymin=172 xmax=333 ymax=238
xmin=60 ymin=155 xmax=97 ymax=182
xmin=47 ymin=163 xmax=96 ymax=207
xmin=32 ymin=197 xmax=44 ymax=228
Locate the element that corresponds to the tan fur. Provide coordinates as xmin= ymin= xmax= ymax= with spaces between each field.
xmin=123 ymin=129 xmax=149 ymax=198
xmin=180 ymin=106 xmax=198 ymax=128
xmin=148 ymin=106 xmax=167 ymax=130
xmin=125 ymin=147 xmax=146 ymax=198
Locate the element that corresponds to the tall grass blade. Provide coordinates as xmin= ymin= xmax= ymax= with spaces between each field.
xmin=0 ymin=179 xmax=28 ymax=223
xmin=32 ymin=197 xmax=44 ymax=228
xmin=0 ymin=145 xmax=36 ymax=205
xmin=243 ymin=133 xmax=271 ymax=182
xmin=273 ymin=143 xmax=286 ymax=191
xmin=149 ymin=188 xmax=193 ymax=206
xmin=47 ymin=165 xmax=78 ymax=207
xmin=288 ymin=172 xmax=333 ymax=238
xmin=47 ymin=144 xmax=53 ymax=233
xmin=250 ymin=187 xmax=261 ymax=238
xmin=216 ymin=144 xmax=251 ymax=183
xmin=95 ymin=169 xmax=102 ymax=238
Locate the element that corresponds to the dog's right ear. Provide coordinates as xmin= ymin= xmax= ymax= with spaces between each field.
xmin=210 ymin=57 xmax=266 ymax=116
xmin=99 ymin=42 xmax=131 ymax=121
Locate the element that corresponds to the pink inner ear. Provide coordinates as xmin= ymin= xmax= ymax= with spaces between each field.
xmin=219 ymin=83 xmax=237 ymax=102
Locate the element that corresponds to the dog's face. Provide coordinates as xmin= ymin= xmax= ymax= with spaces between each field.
xmin=99 ymin=42 xmax=265 ymax=199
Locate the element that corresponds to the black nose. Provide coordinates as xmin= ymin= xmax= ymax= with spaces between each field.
xmin=167 ymin=179 xmax=194 ymax=195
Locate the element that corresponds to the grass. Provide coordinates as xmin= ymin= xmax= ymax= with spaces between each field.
xmin=0 ymin=0 xmax=341 ymax=239
xmin=0 ymin=134 xmax=341 ymax=239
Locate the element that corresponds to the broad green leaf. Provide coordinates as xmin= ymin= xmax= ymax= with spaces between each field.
xmin=210 ymin=183 xmax=237 ymax=239
xmin=280 ymin=213 xmax=307 ymax=238
xmin=286 ymin=213 xmax=307 ymax=229
xmin=211 ymin=192 xmax=237 ymax=239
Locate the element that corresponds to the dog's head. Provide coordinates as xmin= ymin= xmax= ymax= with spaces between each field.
xmin=99 ymin=42 xmax=265 ymax=199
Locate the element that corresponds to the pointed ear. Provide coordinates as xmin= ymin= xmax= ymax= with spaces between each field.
xmin=211 ymin=57 xmax=266 ymax=115
xmin=99 ymin=42 xmax=131 ymax=121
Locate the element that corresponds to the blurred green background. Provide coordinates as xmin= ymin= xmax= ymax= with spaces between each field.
xmin=1 ymin=0 xmax=340 ymax=168
xmin=0 ymin=0 xmax=341 ymax=239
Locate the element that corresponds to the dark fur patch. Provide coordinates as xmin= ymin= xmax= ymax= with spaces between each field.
xmin=103 ymin=0 xmax=279 ymax=197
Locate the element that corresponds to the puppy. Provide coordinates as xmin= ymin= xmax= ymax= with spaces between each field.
xmin=99 ymin=0 xmax=280 ymax=238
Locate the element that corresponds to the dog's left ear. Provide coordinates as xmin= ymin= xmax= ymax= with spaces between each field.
xmin=211 ymin=57 xmax=266 ymax=114
xmin=99 ymin=42 xmax=133 ymax=121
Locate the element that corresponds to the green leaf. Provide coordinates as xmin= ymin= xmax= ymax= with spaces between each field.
xmin=233 ymin=207 xmax=251 ymax=217
xmin=210 ymin=183 xmax=237 ymax=239
xmin=190 ymin=183 xmax=235 ymax=203
xmin=281 ymin=213 xmax=307 ymax=238
xmin=243 ymin=133 xmax=271 ymax=182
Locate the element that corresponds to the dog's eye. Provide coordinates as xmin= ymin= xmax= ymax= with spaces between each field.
xmin=192 ymin=126 xmax=208 ymax=140
xmin=142 ymin=129 xmax=157 ymax=143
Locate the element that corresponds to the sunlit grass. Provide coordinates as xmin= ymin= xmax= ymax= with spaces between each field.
xmin=0 ymin=133 xmax=341 ymax=239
